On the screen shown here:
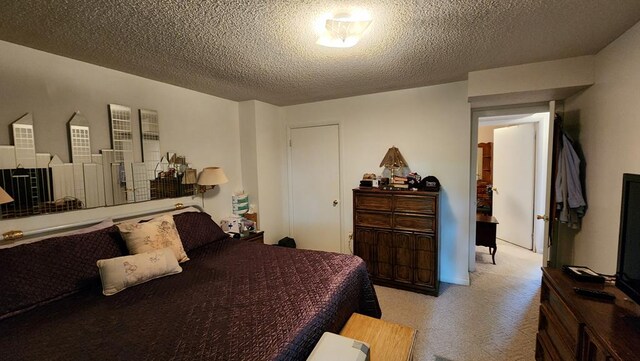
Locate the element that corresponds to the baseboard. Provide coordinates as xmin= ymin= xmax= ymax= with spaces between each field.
xmin=440 ymin=273 xmax=470 ymax=286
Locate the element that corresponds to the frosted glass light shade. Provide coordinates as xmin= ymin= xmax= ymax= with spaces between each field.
xmin=316 ymin=12 xmax=372 ymax=48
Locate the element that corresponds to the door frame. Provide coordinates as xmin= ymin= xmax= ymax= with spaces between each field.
xmin=286 ymin=122 xmax=347 ymax=253
xmin=469 ymin=103 xmax=550 ymax=272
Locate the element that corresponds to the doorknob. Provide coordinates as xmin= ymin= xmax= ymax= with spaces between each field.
xmin=492 ymin=187 xmax=498 ymax=194
xmin=333 ymin=200 xmax=339 ymax=207
xmin=536 ymin=214 xmax=549 ymax=221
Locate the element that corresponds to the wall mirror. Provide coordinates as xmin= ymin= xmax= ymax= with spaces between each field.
xmin=0 ymin=108 xmax=196 ymax=220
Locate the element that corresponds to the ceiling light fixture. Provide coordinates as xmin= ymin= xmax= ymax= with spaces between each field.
xmin=316 ymin=10 xmax=372 ymax=48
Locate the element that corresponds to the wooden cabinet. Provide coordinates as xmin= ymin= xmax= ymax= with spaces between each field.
xmin=478 ymin=142 xmax=493 ymax=183
xmin=150 ymin=177 xmax=194 ymax=199
xmin=477 ymin=142 xmax=493 ymax=215
xmin=353 ymin=188 xmax=439 ymax=296
xmin=536 ymin=268 xmax=640 ymax=361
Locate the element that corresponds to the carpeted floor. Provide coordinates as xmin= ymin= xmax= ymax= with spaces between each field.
xmin=375 ymin=239 xmax=542 ymax=361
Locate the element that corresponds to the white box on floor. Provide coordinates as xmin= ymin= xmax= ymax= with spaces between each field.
xmin=307 ymin=332 xmax=370 ymax=361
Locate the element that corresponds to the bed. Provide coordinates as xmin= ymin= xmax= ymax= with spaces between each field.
xmin=0 ymin=208 xmax=381 ymax=360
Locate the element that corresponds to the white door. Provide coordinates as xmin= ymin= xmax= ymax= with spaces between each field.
xmin=493 ymin=123 xmax=535 ymax=249
xmin=289 ymin=125 xmax=341 ymax=252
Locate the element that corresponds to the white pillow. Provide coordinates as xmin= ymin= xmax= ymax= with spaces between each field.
xmin=117 ymin=214 xmax=189 ymax=263
xmin=97 ymin=248 xmax=182 ymax=296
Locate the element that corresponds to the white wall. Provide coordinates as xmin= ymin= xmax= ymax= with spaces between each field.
xmin=284 ymin=82 xmax=472 ymax=285
xmin=478 ymin=126 xmax=499 ymax=144
xmin=239 ymin=100 xmax=289 ymax=244
xmin=0 ymin=40 xmax=242 ymax=232
xmin=564 ymin=21 xmax=640 ymax=274
xmin=239 ymin=100 xmax=259 ymax=207
xmin=468 ymin=56 xmax=594 ymax=108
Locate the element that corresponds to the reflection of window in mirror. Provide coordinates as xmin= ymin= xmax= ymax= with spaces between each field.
xmin=139 ymin=109 xmax=161 ymax=181
xmin=108 ymin=104 xmax=134 ymax=204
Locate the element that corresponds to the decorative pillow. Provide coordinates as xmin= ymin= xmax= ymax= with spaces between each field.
xmin=97 ymin=248 xmax=182 ymax=296
xmin=173 ymin=211 xmax=230 ymax=252
xmin=117 ymin=215 xmax=189 ymax=263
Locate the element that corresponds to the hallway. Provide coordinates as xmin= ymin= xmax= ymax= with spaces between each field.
xmin=376 ymin=239 xmax=542 ymax=360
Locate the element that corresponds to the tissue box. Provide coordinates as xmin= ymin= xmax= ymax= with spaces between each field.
xmin=307 ymin=332 xmax=370 ymax=361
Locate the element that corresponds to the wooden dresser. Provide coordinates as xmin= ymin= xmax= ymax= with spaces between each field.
xmin=536 ymin=267 xmax=640 ymax=361
xmin=353 ymin=188 xmax=439 ymax=296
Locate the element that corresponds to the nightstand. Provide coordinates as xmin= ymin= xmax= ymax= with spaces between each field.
xmin=239 ymin=231 xmax=264 ymax=243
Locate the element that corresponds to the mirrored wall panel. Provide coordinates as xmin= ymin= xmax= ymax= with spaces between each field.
xmin=0 ymin=109 xmax=197 ymax=220
xmin=108 ymin=104 xmax=134 ymax=204
xmin=139 ymin=109 xmax=161 ymax=181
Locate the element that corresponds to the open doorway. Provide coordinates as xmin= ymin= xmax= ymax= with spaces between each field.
xmin=470 ymin=104 xmax=553 ymax=271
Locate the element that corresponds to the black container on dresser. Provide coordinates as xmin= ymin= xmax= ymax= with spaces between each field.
xmin=352 ymin=188 xmax=440 ymax=296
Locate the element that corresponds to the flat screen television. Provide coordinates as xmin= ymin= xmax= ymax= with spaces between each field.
xmin=616 ymin=173 xmax=640 ymax=305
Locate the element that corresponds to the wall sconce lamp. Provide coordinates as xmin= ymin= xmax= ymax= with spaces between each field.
xmin=197 ymin=167 xmax=228 ymax=194
xmin=316 ymin=11 xmax=372 ymax=48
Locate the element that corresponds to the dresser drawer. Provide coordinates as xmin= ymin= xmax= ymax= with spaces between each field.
xmin=544 ymin=281 xmax=580 ymax=350
xmin=355 ymin=211 xmax=393 ymax=228
xmin=538 ymin=303 xmax=576 ymax=361
xmin=536 ymin=332 xmax=561 ymax=361
xmin=393 ymin=214 xmax=435 ymax=232
xmin=394 ymin=195 xmax=436 ymax=214
xmin=354 ymin=194 xmax=392 ymax=211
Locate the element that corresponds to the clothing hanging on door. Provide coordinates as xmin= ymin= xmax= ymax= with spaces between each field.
xmin=554 ymin=123 xmax=587 ymax=229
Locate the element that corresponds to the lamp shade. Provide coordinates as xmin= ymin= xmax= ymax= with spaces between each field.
xmin=197 ymin=167 xmax=229 ymax=186
xmin=0 ymin=186 xmax=13 ymax=205
xmin=379 ymin=146 xmax=408 ymax=169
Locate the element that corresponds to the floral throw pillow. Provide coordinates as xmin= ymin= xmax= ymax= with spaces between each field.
xmin=117 ymin=215 xmax=189 ymax=263
xmin=97 ymin=248 xmax=182 ymax=296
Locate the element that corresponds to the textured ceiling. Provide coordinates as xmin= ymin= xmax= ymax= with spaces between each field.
xmin=1 ymin=1 xmax=640 ymax=106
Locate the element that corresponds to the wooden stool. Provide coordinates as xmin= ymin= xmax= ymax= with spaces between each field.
xmin=340 ymin=313 xmax=416 ymax=361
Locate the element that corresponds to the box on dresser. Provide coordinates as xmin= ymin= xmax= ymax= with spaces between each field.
xmin=352 ymin=187 xmax=440 ymax=296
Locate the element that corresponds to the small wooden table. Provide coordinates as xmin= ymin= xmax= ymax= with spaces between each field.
xmin=476 ymin=214 xmax=498 ymax=264
xmin=340 ymin=313 xmax=416 ymax=361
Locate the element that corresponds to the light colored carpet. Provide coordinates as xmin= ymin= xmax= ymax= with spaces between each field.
xmin=375 ymin=239 xmax=542 ymax=361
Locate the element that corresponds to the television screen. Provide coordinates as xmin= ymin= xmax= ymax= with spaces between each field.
xmin=617 ymin=173 xmax=640 ymax=304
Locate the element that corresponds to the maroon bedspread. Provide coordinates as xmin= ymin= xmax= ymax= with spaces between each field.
xmin=0 ymin=239 xmax=381 ymax=360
